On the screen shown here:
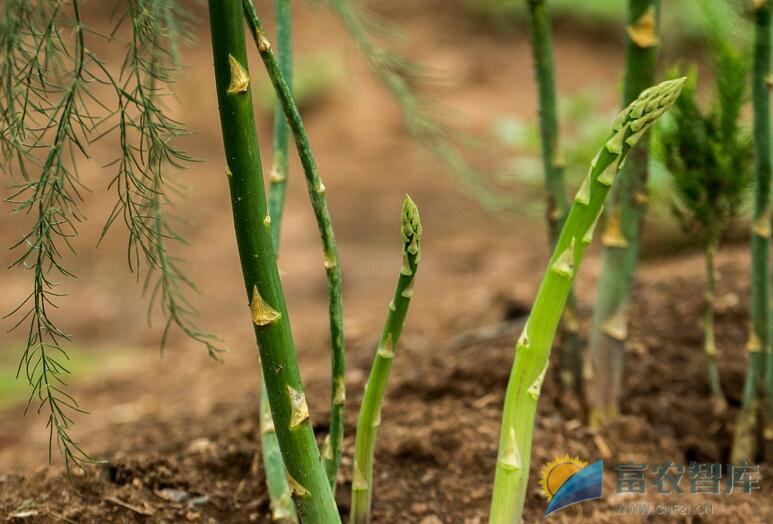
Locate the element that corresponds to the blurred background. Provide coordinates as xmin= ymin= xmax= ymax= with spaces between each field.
xmin=0 ymin=1 xmax=768 ymax=522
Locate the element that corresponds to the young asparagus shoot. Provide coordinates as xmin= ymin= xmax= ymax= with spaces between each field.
xmin=524 ymin=0 xmax=582 ymax=392
xmin=243 ymin=1 xmax=346 ymax=489
xmin=488 ymin=78 xmax=685 ymax=524
xmin=587 ymin=0 xmax=661 ymax=427
xmin=350 ymin=196 xmax=422 ymax=524
xmin=658 ymin=54 xmax=751 ymax=411
xmin=734 ymin=0 xmax=772 ymax=462
xmin=207 ymin=1 xmax=340 ymax=520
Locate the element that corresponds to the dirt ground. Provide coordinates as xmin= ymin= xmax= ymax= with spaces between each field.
xmin=0 ymin=1 xmax=770 ymax=522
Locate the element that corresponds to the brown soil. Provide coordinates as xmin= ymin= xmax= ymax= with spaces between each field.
xmin=0 ymin=2 xmax=769 ymax=523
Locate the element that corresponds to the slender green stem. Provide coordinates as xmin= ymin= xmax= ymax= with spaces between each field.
xmin=260 ymin=386 xmax=297 ymax=522
xmin=267 ymin=0 xmax=292 ymax=236
xmin=350 ymin=197 xmax=422 ymax=524
xmin=524 ymin=0 xmax=582 ymax=393
xmin=734 ymin=0 xmax=771 ymax=462
xmin=243 ymin=1 xmax=346 ymax=488
xmin=258 ymin=1 xmax=298 ymax=521
xmin=587 ymin=0 xmax=660 ymax=427
xmin=488 ymin=79 xmax=684 ymax=524
xmin=703 ymin=242 xmax=724 ymax=403
xmin=206 ymin=1 xmax=340 ymax=520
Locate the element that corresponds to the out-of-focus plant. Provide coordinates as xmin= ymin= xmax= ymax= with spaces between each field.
xmin=658 ymin=61 xmax=752 ymax=411
xmin=522 ymin=0 xmax=582 ymax=392
xmin=586 ymin=0 xmax=661 ymax=428
xmin=734 ymin=0 xmax=772 ymax=463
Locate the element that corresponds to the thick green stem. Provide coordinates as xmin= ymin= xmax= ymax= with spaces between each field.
xmin=524 ymin=0 xmax=582 ymax=393
xmin=350 ymin=197 xmax=422 ymax=524
xmin=488 ymin=79 xmax=684 ymax=524
xmin=259 ymin=1 xmax=298 ymax=521
xmin=734 ymin=0 xmax=771 ymax=462
xmin=206 ymin=1 xmax=340 ymax=521
xmin=587 ymin=0 xmax=660 ymax=427
xmin=703 ymin=242 xmax=724 ymax=403
xmin=243 ymin=2 xmax=346 ymax=489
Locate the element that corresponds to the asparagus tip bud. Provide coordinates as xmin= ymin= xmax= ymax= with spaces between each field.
xmin=401 ymin=195 xmax=422 ymax=255
xmin=226 ymin=54 xmax=250 ymax=94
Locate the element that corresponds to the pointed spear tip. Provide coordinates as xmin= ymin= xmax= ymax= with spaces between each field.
xmin=401 ymin=194 xmax=422 ymax=249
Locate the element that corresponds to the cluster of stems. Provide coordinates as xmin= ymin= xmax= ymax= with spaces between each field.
xmin=206 ymin=0 xmax=340 ymax=520
xmin=734 ymin=0 xmax=772 ymax=462
xmin=256 ymin=0 xmax=298 ymax=520
xmin=242 ymin=0 xmax=346 ymax=489
xmin=524 ymin=0 xmax=582 ymax=393
xmin=587 ymin=0 xmax=661 ymax=427
xmin=488 ymin=78 xmax=685 ymax=524
xmin=350 ymin=196 xmax=422 ymax=524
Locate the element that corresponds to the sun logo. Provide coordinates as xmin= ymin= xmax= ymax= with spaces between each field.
xmin=539 ymin=455 xmax=588 ymax=501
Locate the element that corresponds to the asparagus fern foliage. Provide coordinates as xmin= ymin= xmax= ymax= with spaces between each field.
xmin=658 ymin=59 xmax=752 ymax=407
xmin=0 ymin=0 xmax=217 ymax=473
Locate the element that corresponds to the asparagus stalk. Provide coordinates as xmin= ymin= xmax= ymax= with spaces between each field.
xmin=587 ymin=0 xmax=660 ymax=426
xmin=524 ymin=0 xmax=582 ymax=392
xmin=350 ymin=196 xmax=422 ymax=524
xmin=734 ymin=0 xmax=771 ymax=462
xmin=488 ymin=78 xmax=685 ymax=524
xmin=703 ymin=242 xmax=725 ymax=403
xmin=243 ymin=1 xmax=346 ymax=488
xmin=259 ymin=1 xmax=298 ymax=521
xmin=206 ymin=1 xmax=340 ymax=520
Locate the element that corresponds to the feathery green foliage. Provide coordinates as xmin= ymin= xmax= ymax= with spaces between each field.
xmin=489 ymin=78 xmax=685 ymax=524
xmin=318 ymin=0 xmax=513 ymax=212
xmin=350 ymin=196 xmax=421 ymax=524
xmin=0 ymin=0 xmax=215 ymax=472
xmin=659 ymin=60 xmax=752 ymax=403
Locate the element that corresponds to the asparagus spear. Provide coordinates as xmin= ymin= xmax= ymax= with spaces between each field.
xmin=488 ymin=78 xmax=685 ymax=524
xmin=206 ymin=1 xmax=340 ymax=520
xmin=243 ymin=0 xmax=346 ymax=488
xmin=257 ymin=0 xmax=298 ymax=521
xmin=350 ymin=196 xmax=422 ymax=524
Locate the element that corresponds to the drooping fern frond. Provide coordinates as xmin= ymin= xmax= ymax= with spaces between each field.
xmin=1 ymin=0 xmax=95 ymax=473
xmin=99 ymin=0 xmax=222 ymax=359
xmin=0 ymin=0 xmax=219 ymax=470
xmin=317 ymin=0 xmax=515 ymax=212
